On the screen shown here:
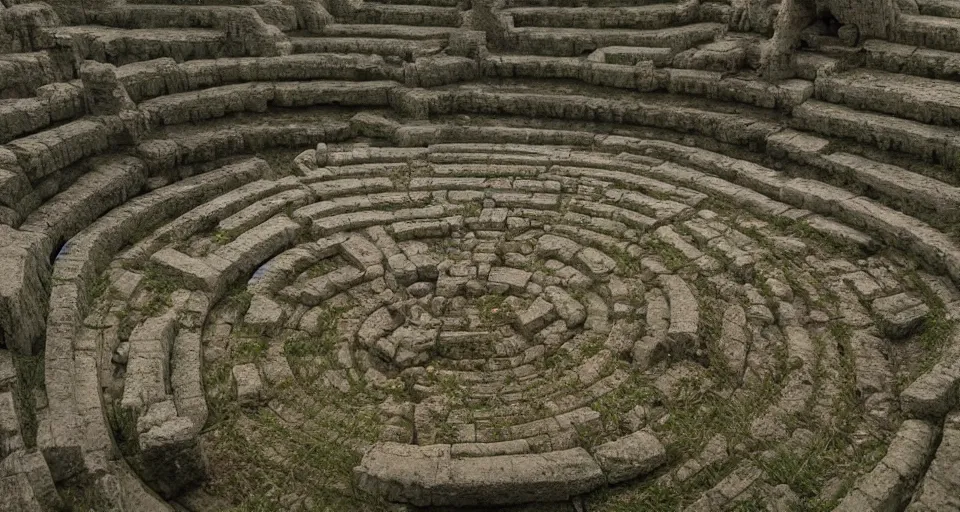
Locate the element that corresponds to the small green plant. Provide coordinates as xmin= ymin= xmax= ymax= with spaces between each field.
xmin=140 ymin=267 xmax=180 ymax=316
xmin=213 ymin=230 xmax=234 ymax=245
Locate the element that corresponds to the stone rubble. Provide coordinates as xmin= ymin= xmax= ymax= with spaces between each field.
xmin=0 ymin=0 xmax=959 ymax=510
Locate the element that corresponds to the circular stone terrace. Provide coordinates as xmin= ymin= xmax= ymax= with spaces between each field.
xmin=0 ymin=1 xmax=959 ymax=511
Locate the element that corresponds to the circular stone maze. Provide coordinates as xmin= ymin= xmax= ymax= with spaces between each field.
xmin=2 ymin=0 xmax=960 ymax=511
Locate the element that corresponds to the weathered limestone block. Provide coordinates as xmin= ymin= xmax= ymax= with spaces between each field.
xmin=835 ymin=419 xmax=938 ymax=512
xmin=907 ymin=411 xmax=960 ymax=511
xmin=150 ymin=248 xmax=221 ymax=292
xmin=19 ymin=155 xmax=147 ymax=255
xmin=0 ymin=391 xmax=23 ymax=458
xmin=591 ymin=430 xmax=667 ymax=484
xmin=282 ymin=0 xmax=334 ymax=33
xmin=121 ymin=314 xmax=178 ymax=411
xmin=340 ymin=234 xmax=384 ymax=270
xmin=872 ymin=293 xmax=929 ymax=339
xmin=488 ymin=266 xmax=531 ymax=293
xmin=901 ymin=331 xmax=960 ymax=419
xmin=232 ymin=363 xmax=264 ymax=406
xmin=210 ymin=215 xmax=300 ymax=289
xmin=350 ymin=112 xmax=400 ymax=140
xmin=355 ymin=443 xmax=605 ymax=506
xmin=760 ymin=0 xmax=896 ymax=79
xmin=0 ymin=449 xmax=61 ymax=511
xmin=7 ymin=118 xmax=111 ymax=182
xmin=449 ymin=30 xmax=488 ymax=59
xmin=171 ymin=330 xmax=207 ymax=433
xmin=405 ymin=55 xmax=479 ymax=88
xmin=80 ymin=60 xmax=135 ymax=116
xmin=243 ymin=295 xmax=287 ymax=335
xmin=0 ymin=226 xmax=50 ymax=355
xmin=221 ymin=7 xmax=292 ymax=58
xmin=0 ymin=3 xmax=61 ymax=53
xmin=138 ymin=415 xmax=206 ymax=498
xmin=516 ymin=297 xmax=557 ymax=336
xmin=660 ymin=274 xmax=699 ymax=348
xmin=544 ymin=286 xmax=586 ymax=328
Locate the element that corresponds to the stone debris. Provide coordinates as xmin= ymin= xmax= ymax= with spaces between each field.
xmin=232 ymin=363 xmax=264 ymax=407
xmin=872 ymin=293 xmax=930 ymax=339
xmin=591 ymin=430 xmax=666 ymax=484
xmin=2 ymin=2 xmax=960 ymax=509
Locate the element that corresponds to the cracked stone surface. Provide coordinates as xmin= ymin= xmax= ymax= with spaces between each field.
xmin=2 ymin=1 xmax=960 ymax=511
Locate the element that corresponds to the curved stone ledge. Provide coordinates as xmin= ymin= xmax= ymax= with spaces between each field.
xmin=7 ymin=3 xmax=960 ymax=508
xmin=355 ymin=442 xmax=606 ymax=506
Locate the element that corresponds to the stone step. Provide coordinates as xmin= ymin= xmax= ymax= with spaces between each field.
xmin=505 ymin=4 xmax=687 ymax=30
xmin=791 ymin=100 xmax=960 ymax=171
xmin=392 ymin=83 xmax=780 ymax=150
xmin=144 ymin=172 xmax=295 ymax=250
xmin=660 ymin=273 xmax=699 ymax=348
xmin=87 ymin=4 xmax=295 ymax=31
xmin=217 ymin=187 xmax=314 ymax=238
xmin=127 ymin=0 xmax=265 ymax=4
xmin=139 ymin=80 xmax=398 ymax=127
xmin=51 ymin=26 xmax=229 ymax=65
xmin=820 ymin=152 xmax=960 ymax=222
xmin=346 ymin=3 xmax=463 ymax=27
xmin=816 ymin=68 xmax=960 ymax=128
xmin=592 ymin=45 xmax=675 ymax=66
xmin=906 ymin=411 xmax=960 ymax=510
xmin=18 ymin=156 xmax=147 ymax=256
xmin=291 ymin=36 xmax=445 ymax=60
xmin=503 ymin=0 xmax=678 ymax=7
xmin=863 ymin=40 xmax=960 ymax=82
xmin=117 ymin=53 xmax=393 ymax=103
xmin=37 ymin=159 xmax=263 ymax=483
xmin=355 ymin=443 xmax=605 ymax=506
xmin=895 ymin=15 xmax=960 ymax=52
xmin=918 ymin=0 xmax=960 ymax=18
xmin=309 ymin=205 xmax=447 ymax=237
xmin=0 ymin=51 xmax=75 ymax=98
xmin=325 ymin=147 xmax=427 ymax=166
xmin=138 ymin=117 xmax=351 ymax=172
xmin=508 ymin=22 xmax=725 ymax=57
xmin=150 ymin=215 xmax=300 ymax=298
xmin=0 ymin=82 xmax=84 ymax=145
xmin=834 ymin=420 xmax=938 ymax=511
xmin=320 ymin=23 xmax=456 ymax=39
xmin=377 ymin=0 xmax=461 ymax=7
xmin=121 ymin=314 xmax=179 ymax=411
xmin=6 ymin=118 xmax=114 ymax=184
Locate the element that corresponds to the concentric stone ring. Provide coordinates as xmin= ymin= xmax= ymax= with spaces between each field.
xmin=1 ymin=1 xmax=960 ymax=511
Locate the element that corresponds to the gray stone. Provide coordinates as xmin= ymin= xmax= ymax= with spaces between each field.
xmin=591 ymin=430 xmax=667 ymax=484
xmin=355 ymin=443 xmax=605 ymax=506
xmin=243 ymin=294 xmax=286 ymax=334
xmin=232 ymin=363 xmax=264 ymax=406
xmin=488 ymin=267 xmax=532 ymax=292
xmin=873 ymin=293 xmax=930 ymax=339
xmin=340 ymin=234 xmax=384 ymax=269
xmin=576 ymin=247 xmax=616 ymax=278
xmin=660 ymin=274 xmax=699 ymax=348
xmin=544 ymin=286 xmax=586 ymax=328
xmin=516 ymin=297 xmax=557 ymax=336
xmin=907 ymin=412 xmax=960 ymax=511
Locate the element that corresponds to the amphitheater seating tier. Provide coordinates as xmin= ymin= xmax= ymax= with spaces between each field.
xmin=1 ymin=0 xmax=960 ymax=511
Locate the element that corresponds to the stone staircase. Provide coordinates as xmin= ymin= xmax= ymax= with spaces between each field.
xmin=0 ymin=0 xmax=959 ymax=510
